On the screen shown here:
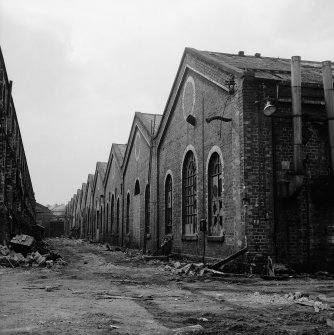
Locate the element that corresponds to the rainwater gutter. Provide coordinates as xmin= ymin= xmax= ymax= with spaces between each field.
xmin=322 ymin=61 xmax=334 ymax=173
xmin=279 ymin=56 xmax=304 ymax=198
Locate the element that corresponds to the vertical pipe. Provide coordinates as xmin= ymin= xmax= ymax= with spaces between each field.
xmin=202 ymin=97 xmax=206 ymax=264
xmin=291 ymin=56 xmax=303 ymax=174
xmin=322 ymin=61 xmax=334 ymax=173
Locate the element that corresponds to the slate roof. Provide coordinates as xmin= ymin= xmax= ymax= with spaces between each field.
xmin=188 ymin=48 xmax=334 ymax=84
xmin=113 ymin=143 xmax=127 ymax=162
xmin=136 ymin=112 xmax=162 ymax=136
xmin=50 ymin=204 xmax=65 ymax=215
xmin=88 ymin=174 xmax=94 ymax=184
xmin=97 ymin=162 xmax=107 ymax=180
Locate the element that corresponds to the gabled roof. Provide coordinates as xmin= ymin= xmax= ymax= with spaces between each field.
xmin=50 ymin=204 xmax=66 ymax=215
xmin=136 ymin=112 xmax=162 ymax=136
xmin=93 ymin=161 xmax=107 ymax=195
xmin=155 ymin=47 xmax=334 ymax=148
xmin=104 ymin=143 xmax=127 ymax=185
xmin=87 ymin=174 xmax=94 ymax=185
xmin=122 ymin=112 xmax=162 ymax=172
xmin=187 ymin=48 xmax=334 ymax=83
xmin=84 ymin=174 xmax=94 ymax=206
xmin=114 ymin=143 xmax=127 ymax=161
xmin=36 ymin=202 xmax=51 ymax=212
xmin=97 ymin=162 xmax=107 ymax=179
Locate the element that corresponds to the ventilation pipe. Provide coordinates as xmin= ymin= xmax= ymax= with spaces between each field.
xmin=322 ymin=61 xmax=334 ymax=173
xmin=291 ymin=56 xmax=303 ymax=174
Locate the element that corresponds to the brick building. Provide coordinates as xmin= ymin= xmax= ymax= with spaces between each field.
xmin=67 ymin=48 xmax=334 ymax=271
xmin=103 ymin=143 xmax=126 ymax=245
xmin=0 ymin=47 xmax=36 ymax=242
xmin=90 ymin=162 xmax=107 ymax=241
xmin=122 ymin=112 xmax=161 ymax=250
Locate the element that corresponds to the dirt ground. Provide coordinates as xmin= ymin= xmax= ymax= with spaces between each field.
xmin=1 ymin=239 xmax=334 ymax=335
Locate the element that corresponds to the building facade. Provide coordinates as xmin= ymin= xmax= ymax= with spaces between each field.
xmin=0 ymin=47 xmax=36 ymax=242
xmin=104 ymin=143 xmax=126 ymax=245
xmin=66 ymin=48 xmax=334 ymax=271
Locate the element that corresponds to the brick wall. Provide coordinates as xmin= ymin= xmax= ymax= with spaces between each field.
xmin=104 ymin=149 xmax=124 ymax=245
xmin=243 ymin=78 xmax=334 ymax=271
xmin=123 ymin=124 xmax=152 ymax=250
xmin=156 ymin=54 xmax=245 ymax=260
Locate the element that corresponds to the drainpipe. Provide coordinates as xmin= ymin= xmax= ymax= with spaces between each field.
xmin=291 ymin=56 xmax=303 ymax=174
xmin=288 ymin=56 xmax=304 ymax=195
xmin=322 ymin=61 xmax=334 ymax=174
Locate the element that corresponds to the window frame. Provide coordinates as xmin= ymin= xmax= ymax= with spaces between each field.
xmin=182 ymin=151 xmax=197 ymax=236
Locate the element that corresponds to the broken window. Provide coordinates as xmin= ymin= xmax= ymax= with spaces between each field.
xmin=208 ymin=152 xmax=224 ymax=236
xmin=165 ymin=175 xmax=172 ymax=235
xmin=182 ymin=151 xmax=197 ymax=235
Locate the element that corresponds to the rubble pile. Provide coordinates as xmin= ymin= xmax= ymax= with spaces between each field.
xmin=0 ymin=234 xmax=67 ymax=269
xmin=157 ymin=260 xmax=225 ymax=277
xmin=285 ymin=291 xmax=334 ymax=313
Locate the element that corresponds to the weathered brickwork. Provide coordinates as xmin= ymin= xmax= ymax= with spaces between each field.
xmin=156 ymin=68 xmax=244 ymax=259
xmin=103 ymin=144 xmax=126 ymax=245
xmin=66 ymin=48 xmax=334 ymax=271
xmin=122 ymin=113 xmax=160 ymax=251
xmin=243 ymin=77 xmax=334 ymax=270
xmin=0 ymin=47 xmax=36 ymax=242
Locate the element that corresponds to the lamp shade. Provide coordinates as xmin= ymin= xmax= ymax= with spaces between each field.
xmin=263 ymin=101 xmax=276 ymax=116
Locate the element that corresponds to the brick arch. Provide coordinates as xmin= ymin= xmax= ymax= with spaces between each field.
xmin=126 ymin=191 xmax=131 ymax=234
xmin=164 ymin=169 xmax=174 ymax=186
xmin=180 ymin=145 xmax=199 ymax=236
xmin=206 ymin=146 xmax=225 ymax=237
xmin=134 ymin=178 xmax=141 ymax=195
xmin=164 ymin=170 xmax=174 ymax=235
xmin=205 ymin=145 xmax=224 ymax=188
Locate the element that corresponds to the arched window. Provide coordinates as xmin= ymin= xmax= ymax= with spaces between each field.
xmin=134 ymin=179 xmax=140 ymax=195
xmin=116 ymin=198 xmax=120 ymax=233
xmin=100 ymin=205 xmax=103 ymax=232
xmin=111 ymin=195 xmax=114 ymax=233
xmin=106 ymin=203 xmax=109 ymax=233
xmin=145 ymin=184 xmax=150 ymax=234
xmin=165 ymin=175 xmax=172 ymax=234
xmin=126 ymin=193 xmax=130 ymax=234
xmin=208 ymin=152 xmax=223 ymax=236
xmin=182 ymin=151 xmax=197 ymax=235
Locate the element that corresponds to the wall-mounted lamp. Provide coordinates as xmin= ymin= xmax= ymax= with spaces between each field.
xmin=186 ymin=114 xmax=196 ymax=126
xmin=225 ymin=75 xmax=236 ymax=94
xmin=263 ymin=100 xmax=277 ymax=116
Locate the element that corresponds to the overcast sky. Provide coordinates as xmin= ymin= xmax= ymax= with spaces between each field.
xmin=0 ymin=0 xmax=333 ymax=206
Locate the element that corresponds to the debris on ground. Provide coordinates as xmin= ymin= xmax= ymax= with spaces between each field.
xmin=210 ymin=247 xmax=248 ymax=271
xmin=144 ymin=255 xmax=169 ymax=262
xmin=106 ymin=244 xmax=124 ymax=252
xmin=160 ymin=260 xmax=238 ymax=278
xmin=0 ymin=238 xmax=66 ymax=269
xmin=168 ymin=324 xmax=204 ymax=335
xmin=0 ymin=245 xmax=10 ymax=256
xmin=10 ymin=234 xmax=36 ymax=256
xmin=327 ymin=318 xmax=334 ymax=328
xmin=285 ymin=291 xmax=334 ymax=312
